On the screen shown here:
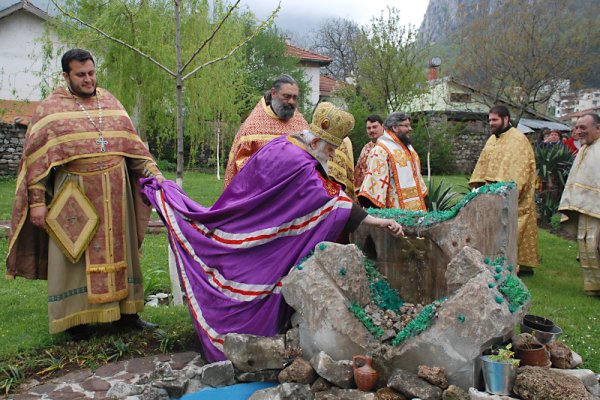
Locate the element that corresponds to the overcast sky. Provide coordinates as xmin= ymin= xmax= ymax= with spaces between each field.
xmin=0 ymin=0 xmax=429 ymax=44
xmin=238 ymin=0 xmax=430 ymax=42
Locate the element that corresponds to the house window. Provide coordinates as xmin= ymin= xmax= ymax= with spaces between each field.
xmin=450 ymin=92 xmax=472 ymax=103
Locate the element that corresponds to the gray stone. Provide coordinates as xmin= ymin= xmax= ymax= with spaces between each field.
xmin=379 ymin=247 xmax=528 ymax=390
xmin=223 ymin=333 xmax=286 ymax=372
xmin=546 ymin=341 xmax=573 ymax=369
xmin=198 ymin=360 xmax=236 ymax=387
xmin=552 ymin=368 xmax=599 ymax=389
xmin=513 ymin=365 xmax=590 ymax=400
xmin=353 ymin=187 xmax=519 ymax=306
xmin=279 ymin=382 xmax=314 ymax=399
xmin=467 ymin=387 xmax=518 ymax=399
xmin=311 ymin=377 xmax=331 ymax=392
xmin=152 ymin=375 xmax=188 ymax=398
xmin=291 ymin=312 xmax=303 ymax=327
xmin=278 ymin=357 xmax=317 ymax=384
xmin=375 ymin=387 xmax=409 ymax=399
xmin=312 ymin=242 xmax=371 ymax=306
xmin=315 ymin=387 xmax=377 ymax=399
xmin=139 ymin=386 xmax=170 ymax=400
xmin=249 ymin=383 xmax=314 ymax=400
xmin=310 ymin=351 xmax=354 ymax=389
xmin=445 ymin=247 xmax=487 ymax=293
xmin=137 ymin=362 xmax=176 ymax=385
xmin=286 ymin=327 xmax=301 ymax=349
xmin=418 ymin=365 xmax=449 ymax=389
xmin=282 ymin=245 xmax=372 ymax=361
xmin=249 ymin=386 xmax=281 ymax=400
xmin=388 ymin=369 xmax=443 ymax=400
xmin=571 ymin=350 xmax=583 ymax=368
xmin=442 ymin=385 xmax=469 ymax=400
xmin=236 ymin=369 xmax=281 ymax=382
xmin=105 ymin=381 xmax=143 ymax=397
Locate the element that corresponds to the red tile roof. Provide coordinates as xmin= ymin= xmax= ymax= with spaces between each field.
xmin=559 ymin=107 xmax=600 ymax=121
xmin=286 ymin=44 xmax=332 ymax=66
xmin=319 ymin=75 xmax=338 ymax=97
xmin=0 ymin=99 xmax=40 ymax=125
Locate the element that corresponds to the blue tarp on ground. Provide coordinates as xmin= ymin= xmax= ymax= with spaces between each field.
xmin=178 ymin=382 xmax=279 ymax=400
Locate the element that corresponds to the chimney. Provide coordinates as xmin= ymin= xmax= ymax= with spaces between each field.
xmin=428 ymin=57 xmax=442 ymax=81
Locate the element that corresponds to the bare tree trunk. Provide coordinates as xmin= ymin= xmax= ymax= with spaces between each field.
xmin=216 ymin=114 xmax=221 ymax=180
xmin=175 ymin=0 xmax=184 ymax=188
xmin=170 ymin=0 xmax=184 ymax=304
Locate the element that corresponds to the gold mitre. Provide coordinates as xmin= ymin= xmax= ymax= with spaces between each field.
xmin=309 ymin=102 xmax=355 ymax=147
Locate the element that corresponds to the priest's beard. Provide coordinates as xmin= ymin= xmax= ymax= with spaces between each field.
xmin=396 ymin=132 xmax=412 ymax=147
xmin=307 ymin=140 xmax=331 ymax=174
xmin=271 ymin=96 xmax=296 ymax=121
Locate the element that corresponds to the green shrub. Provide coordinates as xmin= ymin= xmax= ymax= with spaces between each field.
xmin=156 ymin=159 xmax=177 ymax=172
xmin=411 ymin=119 xmax=462 ymax=175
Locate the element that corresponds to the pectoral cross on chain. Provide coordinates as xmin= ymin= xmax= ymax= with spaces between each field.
xmin=96 ymin=136 xmax=108 ymax=152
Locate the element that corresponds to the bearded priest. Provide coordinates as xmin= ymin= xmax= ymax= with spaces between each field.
xmin=7 ymin=49 xmax=164 ymax=338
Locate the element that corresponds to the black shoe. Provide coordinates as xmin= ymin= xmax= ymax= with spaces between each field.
xmin=66 ymin=325 xmax=90 ymax=341
xmin=115 ymin=314 xmax=158 ymax=330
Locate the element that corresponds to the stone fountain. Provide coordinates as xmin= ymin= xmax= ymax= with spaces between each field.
xmin=281 ymin=183 xmax=531 ymax=390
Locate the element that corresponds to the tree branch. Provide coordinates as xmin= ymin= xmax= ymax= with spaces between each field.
xmin=49 ymin=0 xmax=176 ymax=77
xmin=182 ymin=4 xmax=280 ymax=81
xmin=181 ymin=0 xmax=242 ymax=73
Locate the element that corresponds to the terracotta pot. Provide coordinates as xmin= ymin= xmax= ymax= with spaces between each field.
xmin=353 ymin=355 xmax=378 ymax=391
xmin=516 ymin=343 xmax=550 ymax=367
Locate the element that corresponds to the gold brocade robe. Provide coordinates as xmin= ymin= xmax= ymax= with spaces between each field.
xmin=6 ymin=87 xmax=161 ymax=333
xmin=470 ymin=127 xmax=539 ymax=268
xmin=223 ymin=97 xmax=309 ymax=188
xmin=328 ymin=137 xmax=356 ymax=201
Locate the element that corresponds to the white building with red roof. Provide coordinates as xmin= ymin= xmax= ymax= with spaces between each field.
xmin=286 ymin=44 xmax=333 ymax=108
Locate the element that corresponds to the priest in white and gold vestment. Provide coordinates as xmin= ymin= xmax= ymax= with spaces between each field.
xmin=357 ymin=112 xmax=427 ymax=211
xmin=559 ymin=113 xmax=600 ymax=296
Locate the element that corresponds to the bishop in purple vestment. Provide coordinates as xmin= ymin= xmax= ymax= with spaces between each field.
xmin=142 ymin=103 xmax=403 ymax=361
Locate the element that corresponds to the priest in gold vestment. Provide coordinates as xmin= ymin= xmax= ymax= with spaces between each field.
xmin=559 ymin=113 xmax=600 ymax=296
xmin=6 ymin=49 xmax=163 ymax=336
xmin=470 ymin=105 xmax=539 ymax=271
xmin=223 ymin=75 xmax=309 ymax=188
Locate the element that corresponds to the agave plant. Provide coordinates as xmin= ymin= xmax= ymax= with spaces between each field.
xmin=534 ymin=144 xmax=574 ymax=223
xmin=425 ymin=179 xmax=462 ymax=211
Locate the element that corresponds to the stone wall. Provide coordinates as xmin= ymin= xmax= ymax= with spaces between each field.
xmin=0 ymin=122 xmax=26 ymax=176
xmin=450 ymin=119 xmax=488 ymax=174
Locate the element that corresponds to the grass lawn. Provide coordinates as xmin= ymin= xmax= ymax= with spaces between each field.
xmin=0 ymin=172 xmax=599 ymax=392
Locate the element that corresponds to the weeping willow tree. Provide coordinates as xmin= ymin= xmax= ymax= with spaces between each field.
xmin=46 ymin=0 xmax=278 ymax=182
xmin=353 ymin=6 xmax=428 ymax=113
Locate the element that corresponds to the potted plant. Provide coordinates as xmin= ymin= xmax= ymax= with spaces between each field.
xmin=480 ymin=343 xmax=519 ymax=395
xmin=514 ymin=333 xmax=550 ymax=367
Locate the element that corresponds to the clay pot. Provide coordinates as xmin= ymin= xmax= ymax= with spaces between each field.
xmin=353 ymin=355 xmax=378 ymax=391
xmin=516 ymin=343 xmax=550 ymax=367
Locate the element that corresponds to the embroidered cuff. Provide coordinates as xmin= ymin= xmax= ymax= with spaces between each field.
xmin=143 ymin=162 xmax=162 ymax=178
xmin=28 ymin=186 xmax=46 ymax=206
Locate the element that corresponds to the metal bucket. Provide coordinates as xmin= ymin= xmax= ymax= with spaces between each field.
xmin=480 ymin=355 xmax=517 ymax=395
